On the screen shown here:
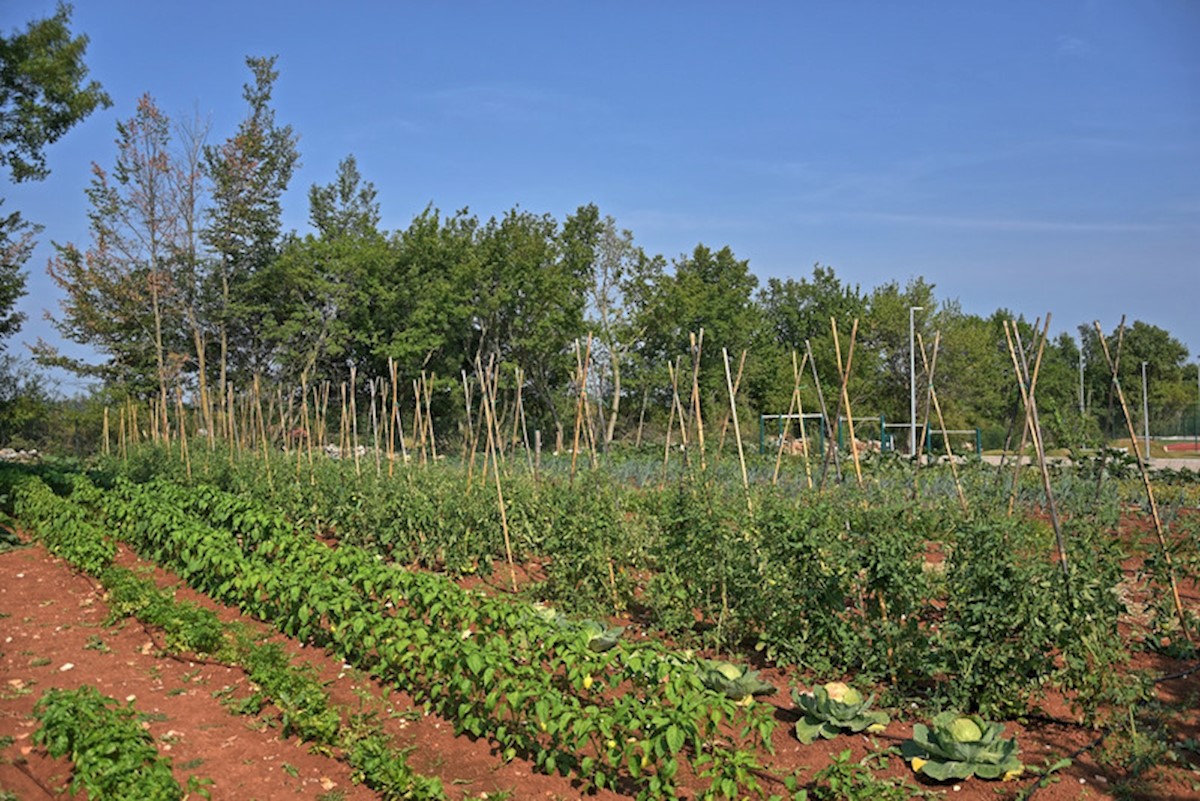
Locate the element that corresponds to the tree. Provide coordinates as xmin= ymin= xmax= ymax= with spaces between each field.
xmin=0 ymin=3 xmax=110 ymax=348
xmin=203 ymin=55 xmax=299 ymax=397
xmin=1082 ymin=320 xmax=1192 ymax=437
xmin=39 ymin=95 xmax=190 ymax=403
xmin=577 ymin=210 xmax=652 ymax=444
xmin=251 ymin=155 xmax=388 ymax=387
xmin=308 ymin=154 xmax=379 ymax=240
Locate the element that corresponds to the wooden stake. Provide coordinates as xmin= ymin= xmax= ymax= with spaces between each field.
xmin=689 ymin=329 xmax=706 ymax=470
xmin=917 ymin=332 xmax=967 ymax=513
xmin=475 ymin=353 xmax=517 ymax=592
xmin=1003 ymin=319 xmax=1069 ymax=581
xmin=805 ymin=339 xmax=841 ymax=486
xmin=1094 ymin=320 xmax=1192 ymax=644
xmin=723 ymin=348 xmax=751 ymax=509
xmin=831 ymin=317 xmax=864 ymax=489
xmin=715 ymin=349 xmax=747 ymax=465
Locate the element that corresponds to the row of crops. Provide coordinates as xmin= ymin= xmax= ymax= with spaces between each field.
xmin=102 ymin=444 xmax=1199 ymax=719
xmin=7 ymin=445 xmax=1199 ymax=797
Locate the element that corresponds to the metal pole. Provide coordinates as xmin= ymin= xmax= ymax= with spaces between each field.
xmin=1141 ymin=361 xmax=1150 ymax=458
xmin=909 ymin=305 xmax=923 ymax=455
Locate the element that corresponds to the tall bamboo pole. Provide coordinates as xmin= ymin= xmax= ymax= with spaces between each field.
xmin=831 ymin=318 xmax=864 ymax=489
xmin=772 ymin=350 xmax=806 ymax=486
xmin=1003 ymin=319 xmax=1069 ymax=581
xmin=1095 ymin=317 xmax=1127 ymax=501
xmin=475 ymin=353 xmax=517 ymax=591
xmin=1093 ymin=320 xmax=1192 ymax=644
xmin=422 ymin=371 xmax=438 ymax=462
xmin=714 ymin=349 xmax=747 ymax=466
xmin=723 ymin=348 xmax=751 ymax=510
xmin=689 ymin=329 xmax=706 ymax=470
xmin=805 ymin=339 xmax=841 ymax=486
xmin=569 ymin=336 xmax=593 ymax=485
xmin=917 ymin=332 xmax=967 ymax=513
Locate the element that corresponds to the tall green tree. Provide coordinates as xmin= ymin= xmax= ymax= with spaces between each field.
xmin=203 ymin=55 xmax=299 ymax=395
xmin=251 ymin=155 xmax=387 ymax=387
xmin=0 ymin=2 xmax=109 ymax=347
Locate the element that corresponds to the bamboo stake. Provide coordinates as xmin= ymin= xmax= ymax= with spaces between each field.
xmin=1007 ymin=322 xmax=1049 ymax=515
xmin=772 ymin=349 xmax=806 ymax=486
xmin=912 ymin=325 xmax=943 ymax=497
xmin=569 ymin=336 xmax=593 ymax=485
xmin=917 ymin=332 xmax=968 ymax=513
xmin=723 ymin=348 xmax=751 ymax=510
xmin=1005 ymin=317 xmax=1044 ymax=511
xmin=805 ymin=339 xmax=841 ymax=486
xmin=715 ymin=349 xmax=747 ymax=461
xmin=1093 ymin=321 xmax=1192 ymax=644
xmin=370 ymin=377 xmax=382 ymax=475
xmin=175 ymin=384 xmax=192 ymax=480
xmin=422 ymin=371 xmax=437 ymax=462
xmin=515 ymin=366 xmax=535 ymax=475
xmin=475 ymin=353 xmax=517 ymax=592
xmin=689 ymin=329 xmax=706 ymax=470
xmin=660 ymin=367 xmax=677 ymax=487
xmin=463 ymin=370 xmax=479 ymax=489
xmin=1095 ymin=317 xmax=1126 ymax=501
xmin=831 ymin=318 xmax=864 ymax=489
xmin=103 ymin=407 xmax=110 ymax=456
xmin=412 ymin=378 xmax=425 ymax=466
xmin=667 ymin=359 xmax=691 ymax=470
xmin=253 ymin=375 xmax=273 ymax=490
xmin=1003 ymin=319 xmax=1069 ymax=581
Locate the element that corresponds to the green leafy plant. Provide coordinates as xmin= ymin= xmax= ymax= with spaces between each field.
xmin=901 ymin=711 xmax=1023 ymax=781
xmin=32 ymin=685 xmax=205 ymax=800
xmin=793 ymin=682 xmax=888 ymax=744
xmin=696 ymin=659 xmax=776 ymax=703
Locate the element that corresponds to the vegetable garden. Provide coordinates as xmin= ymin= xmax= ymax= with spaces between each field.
xmin=2 ymin=436 xmax=1199 ymax=800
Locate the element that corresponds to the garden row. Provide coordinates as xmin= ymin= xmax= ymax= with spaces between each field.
xmin=104 ymin=445 xmax=1166 ymax=721
xmin=14 ymin=473 xmax=445 ymax=800
xmin=21 ymin=468 xmax=781 ymax=800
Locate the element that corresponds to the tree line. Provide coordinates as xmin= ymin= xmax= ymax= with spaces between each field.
xmin=3 ymin=22 xmax=1196 ymax=451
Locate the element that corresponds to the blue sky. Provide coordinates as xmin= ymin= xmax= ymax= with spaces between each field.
xmin=5 ymin=1 xmax=1199 ymax=390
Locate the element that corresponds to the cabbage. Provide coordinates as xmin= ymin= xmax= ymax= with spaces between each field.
xmin=793 ymin=683 xmax=888 ymax=744
xmin=697 ymin=659 xmax=776 ymax=701
xmin=901 ymin=712 xmax=1023 ymax=781
xmin=948 ymin=716 xmax=983 ymax=743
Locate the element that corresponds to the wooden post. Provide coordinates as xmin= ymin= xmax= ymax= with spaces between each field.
xmin=1094 ymin=320 xmax=1192 ymax=644
xmin=176 ymin=384 xmax=191 ymax=480
xmin=689 ymin=329 xmax=706 ymax=470
xmin=1003 ymin=318 xmax=1068 ymax=581
xmin=715 ymin=349 xmax=747 ymax=462
xmin=917 ymin=332 xmax=967 ymax=513
xmin=723 ymin=348 xmax=751 ymax=510
xmin=570 ymin=336 xmax=593 ymax=485
xmin=805 ymin=339 xmax=841 ymax=486
xmin=103 ymin=407 xmax=110 ymax=457
xmin=476 ymin=352 xmax=517 ymax=592
xmin=831 ymin=317 xmax=864 ymax=489
xmin=772 ymin=350 xmax=802 ymax=486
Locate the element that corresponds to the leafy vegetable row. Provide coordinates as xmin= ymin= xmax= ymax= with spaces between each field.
xmin=14 ymin=475 xmax=446 ymax=800
xmin=33 ymin=686 xmax=207 ymax=801
xmin=87 ymin=474 xmax=778 ymax=799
